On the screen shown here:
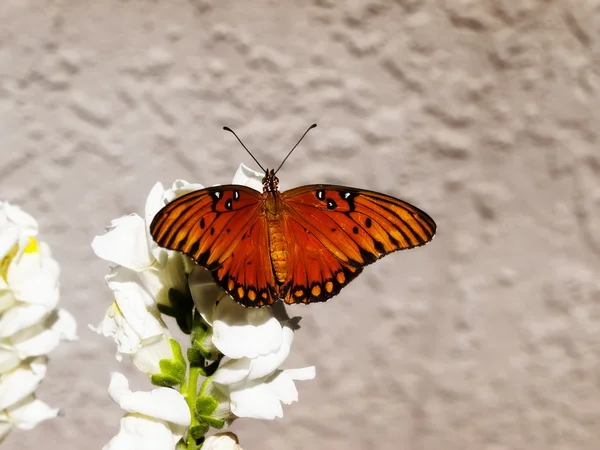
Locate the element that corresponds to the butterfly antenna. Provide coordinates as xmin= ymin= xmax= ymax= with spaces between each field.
xmin=223 ymin=126 xmax=266 ymax=172
xmin=274 ymin=123 xmax=317 ymax=174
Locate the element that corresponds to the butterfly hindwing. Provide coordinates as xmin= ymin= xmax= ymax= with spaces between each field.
xmin=281 ymin=213 xmax=361 ymax=304
xmin=212 ymin=215 xmax=279 ymax=307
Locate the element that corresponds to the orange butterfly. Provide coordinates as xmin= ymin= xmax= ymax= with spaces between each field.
xmin=150 ymin=125 xmax=436 ymax=307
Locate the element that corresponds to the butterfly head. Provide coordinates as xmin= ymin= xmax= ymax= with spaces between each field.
xmin=262 ymin=169 xmax=279 ymax=193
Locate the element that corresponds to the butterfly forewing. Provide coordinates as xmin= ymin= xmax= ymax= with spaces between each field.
xmin=284 ymin=184 xmax=435 ymax=251
xmin=150 ymin=185 xmax=264 ymax=271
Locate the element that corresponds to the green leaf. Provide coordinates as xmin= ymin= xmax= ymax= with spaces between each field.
xmin=151 ymin=373 xmax=181 ymax=387
xmin=158 ymin=359 xmax=186 ymax=384
xmin=170 ymin=339 xmax=186 ymax=365
xmin=195 ymin=396 xmax=218 ymax=417
xmin=190 ymin=423 xmax=210 ymax=440
xmin=187 ymin=346 xmax=204 ymax=367
xmin=195 ymin=394 xmax=228 ymax=429
xmin=190 ymin=313 xmax=220 ymax=361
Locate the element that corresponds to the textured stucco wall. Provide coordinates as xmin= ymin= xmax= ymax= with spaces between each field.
xmin=2 ymin=1 xmax=600 ymax=449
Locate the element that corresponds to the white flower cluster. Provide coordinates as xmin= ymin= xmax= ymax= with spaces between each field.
xmin=92 ymin=165 xmax=315 ymax=450
xmin=0 ymin=202 xmax=77 ymax=442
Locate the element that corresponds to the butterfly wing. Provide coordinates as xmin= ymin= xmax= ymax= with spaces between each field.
xmin=280 ymin=214 xmax=362 ymax=304
xmin=280 ymin=184 xmax=436 ymax=304
xmin=212 ymin=216 xmax=279 ymax=306
xmin=150 ymin=185 xmax=278 ymax=306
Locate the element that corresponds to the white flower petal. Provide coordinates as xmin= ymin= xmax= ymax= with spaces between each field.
xmin=0 ymin=357 xmax=47 ymax=410
xmin=227 ymin=367 xmax=315 ymax=420
xmin=213 ymin=326 xmax=294 ymax=385
xmin=8 ymin=396 xmax=59 ymax=429
xmin=189 ymin=267 xmax=225 ymax=326
xmin=102 ymin=415 xmax=181 ymax=450
xmin=244 ymin=326 xmax=294 ymax=380
xmin=0 ymin=203 xmax=38 ymax=233
xmin=90 ymin=303 xmax=133 ymax=359
xmin=0 ymin=304 xmax=50 ymax=338
xmin=52 ymin=308 xmax=78 ymax=341
xmin=203 ymin=433 xmax=242 ymax=450
xmin=92 ymin=215 xmax=154 ymax=270
xmin=137 ymin=255 xmax=188 ymax=307
xmin=131 ymin=334 xmax=175 ymax=376
xmin=143 ymin=182 xmax=168 ymax=226
xmin=212 ymin=297 xmax=282 ymax=359
xmin=0 ymin=224 xmax=20 ymax=261
xmin=0 ymin=347 xmax=20 ymax=373
xmin=107 ymin=270 xmax=165 ymax=339
xmin=229 ymin=382 xmax=283 ymax=420
xmin=144 ymin=182 xmax=172 ymax=267
xmin=6 ymin=244 xmax=59 ymax=307
xmin=231 ymin=164 xmax=264 ymax=191
xmin=108 ymin=373 xmax=190 ymax=427
xmin=212 ymin=359 xmax=252 ymax=385
xmin=168 ymin=179 xmax=205 ymax=199
xmin=12 ymin=324 xmax=61 ymax=358
xmin=0 ymin=290 xmax=15 ymax=315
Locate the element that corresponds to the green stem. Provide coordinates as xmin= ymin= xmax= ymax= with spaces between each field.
xmin=184 ymin=365 xmax=202 ymax=450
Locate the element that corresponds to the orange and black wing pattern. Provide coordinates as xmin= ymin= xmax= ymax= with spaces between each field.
xmin=150 ymin=185 xmax=278 ymax=306
xmin=280 ymin=185 xmax=436 ymax=304
xmin=280 ymin=212 xmax=362 ymax=305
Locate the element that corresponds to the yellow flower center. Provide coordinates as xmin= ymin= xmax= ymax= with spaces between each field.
xmin=0 ymin=237 xmax=39 ymax=280
xmin=24 ymin=236 xmax=38 ymax=254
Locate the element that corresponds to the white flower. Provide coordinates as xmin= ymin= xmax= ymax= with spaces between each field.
xmin=203 ymin=432 xmax=243 ymax=450
xmin=91 ymin=180 xmax=196 ymax=307
xmin=216 ymin=367 xmax=316 ymax=420
xmin=0 ymin=202 xmax=76 ymax=442
xmin=208 ymin=319 xmax=316 ymax=420
xmin=0 ymin=394 xmax=59 ymax=441
xmin=91 ymin=181 xmax=202 ymax=377
xmin=95 ymin=163 xmax=315 ymax=440
xmin=0 ymin=358 xmax=62 ymax=441
xmin=91 ymin=270 xmax=167 ymax=358
xmin=193 ymin=283 xmax=284 ymax=360
xmin=90 ymin=270 xmax=184 ymax=382
xmin=103 ymin=372 xmax=190 ymax=450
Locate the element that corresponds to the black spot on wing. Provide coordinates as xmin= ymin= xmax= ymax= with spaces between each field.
xmin=342 ymin=191 xmax=356 ymax=211
xmin=374 ymin=240 xmax=386 ymax=255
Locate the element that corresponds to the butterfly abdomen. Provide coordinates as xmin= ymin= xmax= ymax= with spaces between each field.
xmin=265 ymin=193 xmax=288 ymax=285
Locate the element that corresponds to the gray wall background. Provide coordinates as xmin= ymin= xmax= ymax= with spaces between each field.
xmin=2 ymin=1 xmax=600 ymax=449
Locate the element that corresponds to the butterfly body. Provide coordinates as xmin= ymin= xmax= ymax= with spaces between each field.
xmin=150 ymin=169 xmax=436 ymax=307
